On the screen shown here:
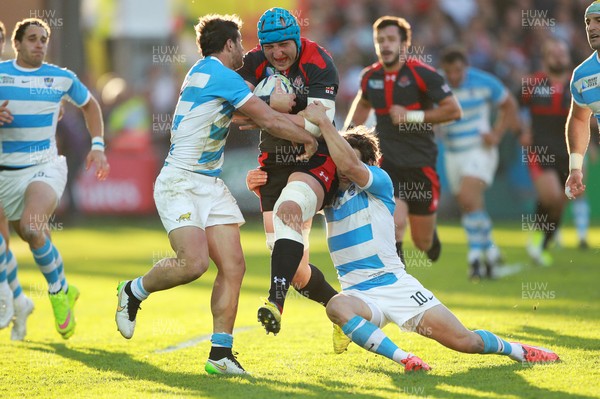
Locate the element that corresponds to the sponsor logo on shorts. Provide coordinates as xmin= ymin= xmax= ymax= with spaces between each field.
xmin=176 ymin=212 xmax=191 ymax=222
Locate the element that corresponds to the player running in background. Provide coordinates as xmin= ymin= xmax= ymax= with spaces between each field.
xmin=565 ymin=1 xmax=600 ymax=200
xmin=344 ymin=16 xmax=461 ymax=265
xmin=115 ymin=14 xmax=318 ymax=375
xmin=0 ymin=19 xmax=35 ymax=341
xmin=521 ymin=37 xmax=582 ymax=266
xmin=439 ymin=47 xmax=519 ymax=279
xmin=237 ymin=7 xmax=340 ymax=335
xmin=302 ymin=101 xmax=559 ymax=371
xmin=0 ymin=18 xmax=109 ymax=339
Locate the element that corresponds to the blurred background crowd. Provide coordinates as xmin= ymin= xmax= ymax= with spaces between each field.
xmin=1 ymin=0 xmax=598 ymax=220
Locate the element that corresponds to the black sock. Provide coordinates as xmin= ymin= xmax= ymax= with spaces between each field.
xmin=395 ymin=241 xmax=405 ymax=264
xmin=209 ymin=346 xmax=232 ymax=360
xmin=124 ymin=281 xmax=141 ymax=304
xmin=269 ymin=239 xmax=304 ymax=312
xmin=296 ymin=264 xmax=338 ymax=306
xmin=535 ymin=203 xmax=559 ymax=249
xmin=426 ymin=229 xmax=442 ymax=261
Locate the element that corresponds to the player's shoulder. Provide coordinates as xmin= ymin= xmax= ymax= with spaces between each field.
xmin=467 ymin=67 xmax=500 ymax=83
xmin=298 ymin=38 xmax=336 ymax=69
xmin=39 ymin=62 xmax=78 ymax=78
xmin=466 ymin=67 xmax=505 ymax=90
xmin=0 ymin=60 xmax=13 ymax=71
xmin=406 ymin=58 xmax=438 ymax=74
xmin=360 ymin=62 xmax=383 ymax=79
xmin=572 ymin=52 xmax=599 ymax=79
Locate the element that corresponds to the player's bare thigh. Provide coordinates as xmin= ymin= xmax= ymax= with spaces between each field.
xmin=326 ymin=293 xmax=373 ymax=325
xmin=417 ymin=303 xmax=483 ymax=353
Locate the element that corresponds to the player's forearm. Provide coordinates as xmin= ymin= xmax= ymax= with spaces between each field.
xmin=262 ymin=113 xmax=315 ymax=145
xmin=492 ymin=97 xmax=517 ymax=139
xmin=81 ymin=97 xmax=104 ymax=139
xmin=318 ymin=117 xmax=361 ymax=174
xmin=566 ymin=116 xmax=590 ymax=157
xmin=424 ymin=97 xmax=462 ymax=124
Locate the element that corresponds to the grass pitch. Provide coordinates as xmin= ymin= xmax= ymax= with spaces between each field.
xmin=1 ymin=217 xmax=599 ymax=398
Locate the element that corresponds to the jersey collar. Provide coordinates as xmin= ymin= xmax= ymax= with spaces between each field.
xmin=12 ymin=59 xmax=43 ymax=72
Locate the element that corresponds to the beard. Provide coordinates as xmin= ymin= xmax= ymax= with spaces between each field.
xmin=382 ymin=52 xmax=401 ymax=67
xmin=547 ymin=64 xmax=568 ymax=74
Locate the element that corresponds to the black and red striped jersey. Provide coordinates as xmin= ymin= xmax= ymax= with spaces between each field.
xmin=238 ymin=38 xmax=339 ymax=153
xmin=360 ymin=59 xmax=452 ymax=167
xmin=521 ymin=72 xmax=570 ymax=160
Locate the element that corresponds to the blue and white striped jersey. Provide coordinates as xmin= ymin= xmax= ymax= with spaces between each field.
xmin=0 ymin=60 xmax=90 ymax=168
xmin=165 ymin=56 xmax=253 ymax=175
xmin=324 ymin=165 xmax=405 ymax=291
xmin=570 ymin=52 xmax=600 ymax=126
xmin=439 ymin=67 xmax=507 ymax=153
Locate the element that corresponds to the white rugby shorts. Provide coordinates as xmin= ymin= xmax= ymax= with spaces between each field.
xmin=444 ymin=145 xmax=498 ymax=195
xmin=344 ymin=272 xmax=442 ymax=332
xmin=153 ymin=165 xmax=245 ymax=233
xmin=0 ymin=156 xmax=68 ymax=221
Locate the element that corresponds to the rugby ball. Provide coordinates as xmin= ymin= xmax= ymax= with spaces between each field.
xmin=253 ymin=74 xmax=294 ymax=97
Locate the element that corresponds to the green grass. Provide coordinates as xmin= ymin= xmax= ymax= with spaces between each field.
xmin=1 ymin=218 xmax=599 ymax=399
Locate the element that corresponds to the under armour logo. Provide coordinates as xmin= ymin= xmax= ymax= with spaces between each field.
xmin=385 ymin=74 xmax=396 ymax=82
xmin=273 ymin=277 xmax=287 ymax=285
xmin=319 ymin=171 xmax=329 ymax=182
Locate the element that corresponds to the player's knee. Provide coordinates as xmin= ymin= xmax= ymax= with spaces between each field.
xmin=326 ymin=295 xmax=351 ymax=324
xmin=18 ymin=219 xmax=45 ymax=245
xmin=181 ymin=256 xmax=209 ymax=282
xmin=275 ymin=201 xmax=302 ymax=230
xmin=414 ymin=236 xmax=433 ymax=252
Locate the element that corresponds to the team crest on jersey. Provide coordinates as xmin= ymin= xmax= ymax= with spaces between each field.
xmin=368 ymin=80 xmax=384 ymax=89
xmin=292 ymin=75 xmax=304 ymax=92
xmin=44 ymin=77 xmax=54 ymax=87
xmin=0 ymin=76 xmax=15 ymax=84
xmin=397 ymin=76 xmax=411 ymax=87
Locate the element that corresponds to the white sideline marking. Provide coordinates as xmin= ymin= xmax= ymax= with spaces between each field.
xmin=155 ymin=326 xmax=257 ymax=354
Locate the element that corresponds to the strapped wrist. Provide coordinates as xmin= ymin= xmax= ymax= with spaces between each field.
xmin=569 ymin=153 xmax=583 ymax=170
xmin=91 ymin=136 xmax=105 ymax=152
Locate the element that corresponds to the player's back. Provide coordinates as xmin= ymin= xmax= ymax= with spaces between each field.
xmin=165 ymin=56 xmax=252 ymax=176
xmin=439 ymin=67 xmax=506 ymax=153
xmin=324 ymin=166 xmax=405 ymax=291
xmin=0 ymin=60 xmax=89 ymax=168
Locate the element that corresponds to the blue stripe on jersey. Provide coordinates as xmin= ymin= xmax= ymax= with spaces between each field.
xmin=1 ymin=86 xmax=64 ymax=102
xmin=579 ymin=86 xmax=600 ymax=104
xmin=328 ymin=224 xmax=373 ymax=252
xmin=327 ymin=193 xmax=368 ymax=222
xmin=336 ymin=254 xmax=385 ymax=277
xmin=209 ymin=124 xmax=229 ymax=141
xmin=172 ymin=114 xmax=184 ymax=131
xmin=459 ymin=97 xmax=486 ymax=109
xmin=345 ymin=272 xmax=398 ymax=291
xmin=445 ymin=143 xmax=478 ymax=153
xmin=0 ymin=113 xmax=54 ymax=129
xmin=180 ymin=86 xmax=217 ymax=106
xmin=196 ymin=169 xmax=220 ymax=177
xmin=198 ymin=147 xmax=224 ymax=164
xmin=447 ymin=128 xmax=479 ymax=139
xmin=2 ymin=139 xmax=51 ymax=153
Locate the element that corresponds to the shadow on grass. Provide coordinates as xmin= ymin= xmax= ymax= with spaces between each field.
xmin=26 ymin=342 xmax=385 ymax=399
xmin=366 ymin=361 xmax=595 ymax=399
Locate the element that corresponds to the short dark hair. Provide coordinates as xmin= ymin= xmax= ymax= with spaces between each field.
xmin=343 ymin=126 xmax=381 ymax=166
xmin=0 ymin=21 xmax=5 ymax=40
xmin=440 ymin=46 xmax=469 ymax=65
xmin=373 ymin=16 xmax=411 ymax=46
xmin=12 ymin=18 xmax=50 ymax=43
xmin=195 ymin=14 xmax=242 ymax=56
